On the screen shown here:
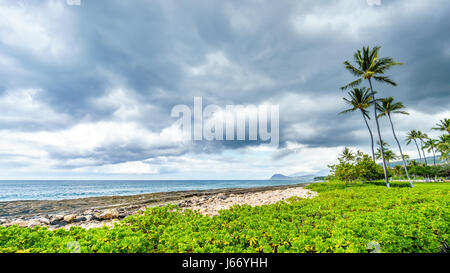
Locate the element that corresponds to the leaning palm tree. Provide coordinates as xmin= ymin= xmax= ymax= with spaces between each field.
xmin=417 ymin=131 xmax=428 ymax=165
xmin=341 ymin=46 xmax=402 ymax=188
xmin=432 ymin=118 xmax=450 ymax=134
xmin=423 ymin=138 xmax=438 ymax=166
xmin=377 ymin=97 xmax=413 ymax=187
xmin=339 ymin=87 xmax=375 ymax=161
xmin=406 ymin=130 xmax=423 ymax=163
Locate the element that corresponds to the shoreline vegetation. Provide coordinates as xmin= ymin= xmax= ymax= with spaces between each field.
xmin=0 ymin=183 xmax=316 ymax=230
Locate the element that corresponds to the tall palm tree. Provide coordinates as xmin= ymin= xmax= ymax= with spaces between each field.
xmin=406 ymin=130 xmax=423 ymax=163
xmin=417 ymin=131 xmax=428 ymax=165
xmin=432 ymin=118 xmax=450 ymax=134
xmin=423 ymin=138 xmax=438 ymax=166
xmin=341 ymin=46 xmax=402 ymax=188
xmin=377 ymin=97 xmax=413 ymax=187
xmin=339 ymin=87 xmax=375 ymax=161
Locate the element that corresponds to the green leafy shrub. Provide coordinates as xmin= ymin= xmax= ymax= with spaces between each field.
xmin=329 ymin=153 xmax=385 ymax=182
xmin=407 ymin=163 xmax=450 ymax=178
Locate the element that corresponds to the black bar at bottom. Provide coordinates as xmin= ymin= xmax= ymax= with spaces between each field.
xmin=0 ymin=253 xmax=446 ymax=272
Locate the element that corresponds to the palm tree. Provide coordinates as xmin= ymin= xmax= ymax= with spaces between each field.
xmin=339 ymin=87 xmax=375 ymax=161
xmin=375 ymin=141 xmax=398 ymax=168
xmin=339 ymin=147 xmax=355 ymax=163
xmin=436 ymin=134 xmax=450 ymax=163
xmin=406 ymin=130 xmax=423 ymax=163
xmin=417 ymin=131 xmax=428 ymax=165
xmin=393 ymin=165 xmax=403 ymax=176
xmin=341 ymin=46 xmax=402 ymax=188
xmin=432 ymin=118 xmax=450 ymax=134
xmin=376 ymin=97 xmax=413 ymax=187
xmin=408 ymin=160 xmax=419 ymax=167
xmin=376 ymin=139 xmax=390 ymax=151
xmin=374 ymin=139 xmax=390 ymax=160
xmin=403 ymin=154 xmax=410 ymax=161
xmin=384 ymin=150 xmax=399 ymax=168
xmin=354 ymin=150 xmax=364 ymax=163
xmin=423 ymin=138 xmax=438 ymax=165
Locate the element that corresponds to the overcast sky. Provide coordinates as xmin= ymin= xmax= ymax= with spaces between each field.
xmin=0 ymin=0 xmax=449 ymax=180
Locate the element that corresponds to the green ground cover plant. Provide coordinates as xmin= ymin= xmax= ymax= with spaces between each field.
xmin=0 ymin=181 xmax=448 ymax=253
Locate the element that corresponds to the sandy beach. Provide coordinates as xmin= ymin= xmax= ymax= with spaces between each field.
xmin=0 ymin=183 xmax=317 ymax=230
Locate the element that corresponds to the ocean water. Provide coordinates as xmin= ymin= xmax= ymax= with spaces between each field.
xmin=0 ymin=179 xmax=314 ymax=201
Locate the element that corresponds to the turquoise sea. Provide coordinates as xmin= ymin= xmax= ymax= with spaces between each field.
xmin=0 ymin=179 xmax=314 ymax=201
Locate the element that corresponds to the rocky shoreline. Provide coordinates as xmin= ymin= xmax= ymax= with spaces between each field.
xmin=0 ymin=183 xmax=317 ymax=230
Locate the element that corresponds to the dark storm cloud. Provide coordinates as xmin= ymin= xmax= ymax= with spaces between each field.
xmin=0 ymin=0 xmax=449 ymax=167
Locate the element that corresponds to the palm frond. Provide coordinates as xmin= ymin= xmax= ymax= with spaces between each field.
xmin=339 ymin=108 xmax=355 ymax=115
xmin=343 ymin=61 xmax=364 ymax=77
xmin=393 ymin=110 xmax=409 ymax=115
xmin=373 ymin=76 xmax=397 ymax=86
xmin=340 ymin=78 xmax=362 ymax=90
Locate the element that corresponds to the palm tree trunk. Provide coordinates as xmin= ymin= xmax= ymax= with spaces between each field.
xmin=413 ymin=139 xmax=422 ymax=163
xmin=388 ymin=114 xmax=413 ymax=187
xmin=362 ymin=112 xmax=375 ymax=161
xmin=368 ymin=78 xmax=390 ymax=188
xmin=432 ymin=148 xmax=436 ymax=165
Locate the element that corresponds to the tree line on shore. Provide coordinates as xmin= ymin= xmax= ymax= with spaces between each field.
xmin=331 ymin=46 xmax=449 ymax=188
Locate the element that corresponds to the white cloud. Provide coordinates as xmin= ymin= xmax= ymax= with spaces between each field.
xmin=291 ymin=0 xmax=431 ymax=41
xmin=0 ymin=1 xmax=78 ymax=61
xmin=0 ymin=88 xmax=70 ymax=125
xmin=91 ymin=88 xmax=155 ymax=121
xmin=185 ymin=51 xmax=274 ymax=92
xmin=0 ymin=119 xmax=190 ymax=175
xmin=0 ymin=86 xmax=191 ymax=176
xmin=224 ymin=3 xmax=260 ymax=33
xmin=88 ymin=161 xmax=158 ymax=175
xmin=275 ymin=145 xmax=342 ymax=176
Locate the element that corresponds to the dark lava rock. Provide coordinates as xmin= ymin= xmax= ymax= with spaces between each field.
xmin=50 ymin=219 xmax=66 ymax=226
xmin=74 ymin=216 xmax=87 ymax=223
